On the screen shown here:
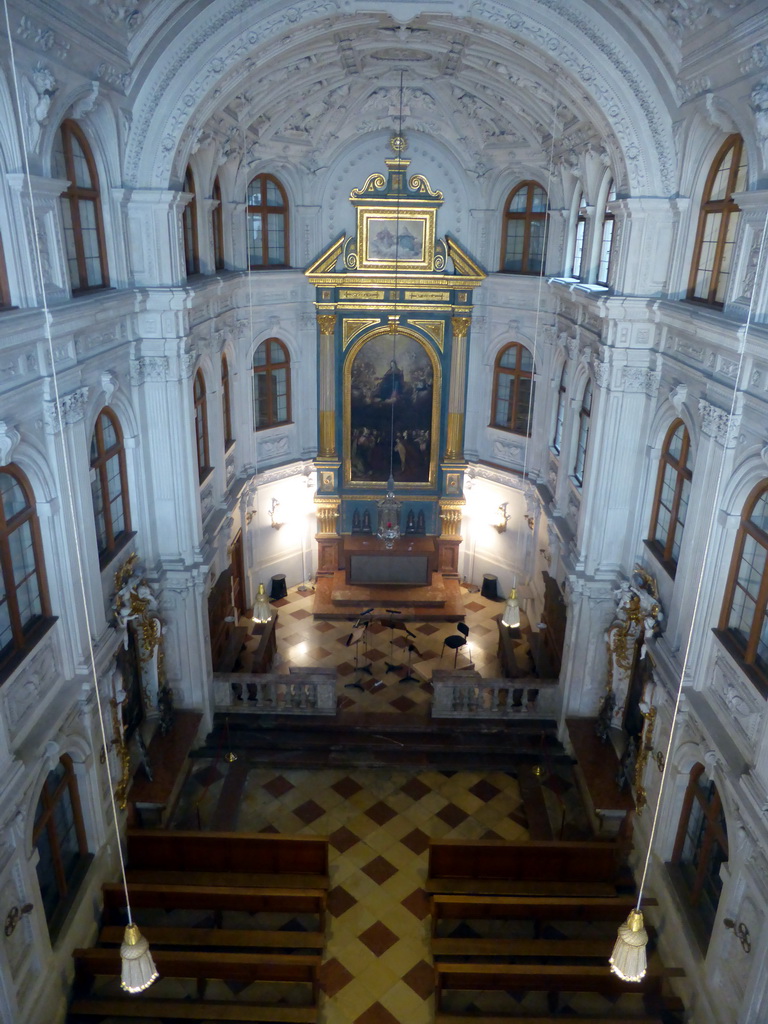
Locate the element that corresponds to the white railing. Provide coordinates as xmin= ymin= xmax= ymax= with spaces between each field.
xmin=431 ymin=670 xmax=559 ymax=719
xmin=214 ymin=668 xmax=337 ymax=715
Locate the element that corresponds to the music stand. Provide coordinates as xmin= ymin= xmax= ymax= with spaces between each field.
xmin=384 ymin=609 xmax=405 ymax=674
xmin=400 ymin=630 xmax=419 ymax=684
xmin=343 ymin=608 xmax=374 ymax=691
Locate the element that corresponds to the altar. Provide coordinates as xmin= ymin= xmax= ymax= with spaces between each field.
xmin=343 ymin=535 xmax=437 ymax=585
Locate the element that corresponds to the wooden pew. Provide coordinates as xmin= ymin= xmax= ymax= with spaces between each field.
xmin=101 ymin=881 xmax=326 ymax=929
xmin=73 ymin=947 xmax=320 ymax=992
xmin=427 ymin=839 xmax=625 ymax=896
xmin=432 ymin=936 xmax=612 ymax=959
xmin=125 ymin=829 xmax=330 ymax=890
xmin=69 ymin=998 xmax=316 ymax=1021
xmin=435 ymin=1016 xmax=669 ymax=1024
xmin=430 ymin=894 xmax=657 ymax=934
xmin=99 ymin=924 xmax=324 ymax=953
xmin=435 ymin=961 xmax=681 ymax=1013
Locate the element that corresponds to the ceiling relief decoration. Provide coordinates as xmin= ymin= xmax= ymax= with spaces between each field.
xmin=125 ymin=1 xmax=673 ymax=194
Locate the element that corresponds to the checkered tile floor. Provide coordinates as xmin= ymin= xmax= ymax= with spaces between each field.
xmin=175 ymin=765 xmax=530 ymax=1024
xmin=266 ymin=582 xmax=519 ymax=714
xmin=166 ymin=585 xmax=593 ymax=1023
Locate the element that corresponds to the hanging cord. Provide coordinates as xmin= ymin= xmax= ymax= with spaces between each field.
xmin=2 ymin=0 xmax=136 ymax=927
xmin=634 ymin=210 xmax=768 ymax=911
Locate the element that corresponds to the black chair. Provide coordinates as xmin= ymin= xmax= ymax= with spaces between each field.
xmin=456 ymin=621 xmax=470 ymax=663
xmin=442 ymin=633 xmax=467 ymax=668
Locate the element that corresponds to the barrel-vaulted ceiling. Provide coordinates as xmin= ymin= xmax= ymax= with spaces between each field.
xmin=97 ymin=0 xmax=700 ymax=196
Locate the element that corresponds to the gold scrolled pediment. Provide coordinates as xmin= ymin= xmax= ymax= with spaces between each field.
xmin=409 ymin=173 xmax=443 ymax=200
xmin=350 ymin=173 xmax=387 ymax=198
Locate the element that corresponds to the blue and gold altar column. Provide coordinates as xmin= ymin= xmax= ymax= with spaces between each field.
xmin=438 ymin=314 xmax=471 ymax=573
xmin=314 ymin=313 xmax=341 ymax=571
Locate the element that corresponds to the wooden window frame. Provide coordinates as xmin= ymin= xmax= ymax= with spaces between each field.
xmin=647 ymin=419 xmax=692 ymax=575
xmin=183 ymin=165 xmax=200 ymax=277
xmin=193 ymin=369 xmax=211 ymax=482
xmin=572 ymin=378 xmax=592 ymax=487
xmin=0 ymin=465 xmax=51 ymax=674
xmin=246 ymin=173 xmax=289 ymax=269
xmin=222 ymin=354 xmax=234 ymax=449
xmin=669 ymin=764 xmax=728 ymax=948
xmin=687 ymin=134 xmax=745 ymax=308
xmin=499 ymin=181 xmax=548 ymax=275
xmin=57 ymin=119 xmax=109 ymax=293
xmin=33 ymin=754 xmax=90 ymax=937
xmin=90 ymin=408 xmax=131 ymax=565
xmin=212 ymin=176 xmax=224 ymax=272
xmin=490 ymin=342 xmax=535 ymax=437
xmin=252 ymin=339 xmax=292 ymax=430
xmin=596 ymin=183 xmax=616 ymax=286
xmin=552 ymin=363 xmax=567 ymax=454
xmin=571 ymin=194 xmax=587 ymax=279
xmin=718 ymin=480 xmax=768 ymax=687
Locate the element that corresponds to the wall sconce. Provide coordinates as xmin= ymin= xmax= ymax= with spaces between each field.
xmin=494 ymin=502 xmax=510 ymax=533
xmin=724 ymin=919 xmax=751 ymax=953
xmin=5 ymin=904 xmax=33 ymax=937
xmin=268 ymin=498 xmax=283 ymax=530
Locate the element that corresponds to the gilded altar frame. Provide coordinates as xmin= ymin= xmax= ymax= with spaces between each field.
xmin=343 ymin=324 xmax=441 ymax=489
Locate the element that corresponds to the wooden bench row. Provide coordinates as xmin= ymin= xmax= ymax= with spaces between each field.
xmin=426 ymin=839 xmax=627 ymax=897
xmin=430 ymin=893 xmax=658 ymax=932
xmin=435 ymin=962 xmax=684 ymax=1014
xmin=69 ymin=830 xmax=331 ymax=1023
xmin=101 ymin=881 xmax=326 ymax=927
xmin=125 ymin=828 xmax=330 ymax=891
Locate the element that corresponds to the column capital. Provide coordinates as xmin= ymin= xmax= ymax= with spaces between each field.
xmin=316 ymin=314 xmax=337 ymax=335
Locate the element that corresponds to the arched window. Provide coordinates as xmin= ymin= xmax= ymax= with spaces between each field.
xmin=648 ymin=420 xmax=692 ymax=572
xmin=719 ymin=481 xmax=768 ymax=685
xmin=193 ymin=370 xmax=210 ymax=481
xmin=688 ymin=135 xmax=746 ymax=306
xmin=212 ymin=176 xmax=224 ymax=272
xmin=573 ymin=378 xmax=592 ymax=486
xmin=500 ymin=181 xmax=548 ymax=274
xmin=246 ymin=174 xmax=289 ymax=268
xmin=182 ymin=165 xmax=199 ymax=276
xmin=52 ymin=120 xmax=109 ymax=292
xmin=597 ymin=182 xmax=616 ymax=285
xmin=491 ymin=343 xmax=535 ymax=436
xmin=0 ymin=466 xmax=50 ymax=670
xmin=90 ymin=408 xmax=131 ymax=563
xmin=670 ymin=764 xmax=728 ymax=948
xmin=552 ymin=364 xmax=567 ymax=455
xmin=33 ymin=755 xmax=89 ymax=938
xmin=0 ymin=230 xmax=11 ymax=308
xmin=252 ymin=339 xmax=291 ymax=429
xmin=222 ymin=354 xmax=234 ymax=448
xmin=571 ymin=193 xmax=587 ymax=279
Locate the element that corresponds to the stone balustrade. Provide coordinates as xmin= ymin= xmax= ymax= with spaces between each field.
xmin=214 ymin=668 xmax=337 ymax=715
xmin=431 ymin=670 xmax=559 ymax=719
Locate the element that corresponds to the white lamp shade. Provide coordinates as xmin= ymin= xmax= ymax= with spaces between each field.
xmin=252 ymin=582 xmax=271 ymax=623
xmin=501 ymin=588 xmax=520 ymax=629
xmin=609 ymin=909 xmax=648 ymax=982
xmin=120 ymin=923 xmax=159 ymax=993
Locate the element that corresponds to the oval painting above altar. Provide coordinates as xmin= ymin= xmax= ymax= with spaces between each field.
xmin=348 ymin=332 xmax=436 ymax=484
